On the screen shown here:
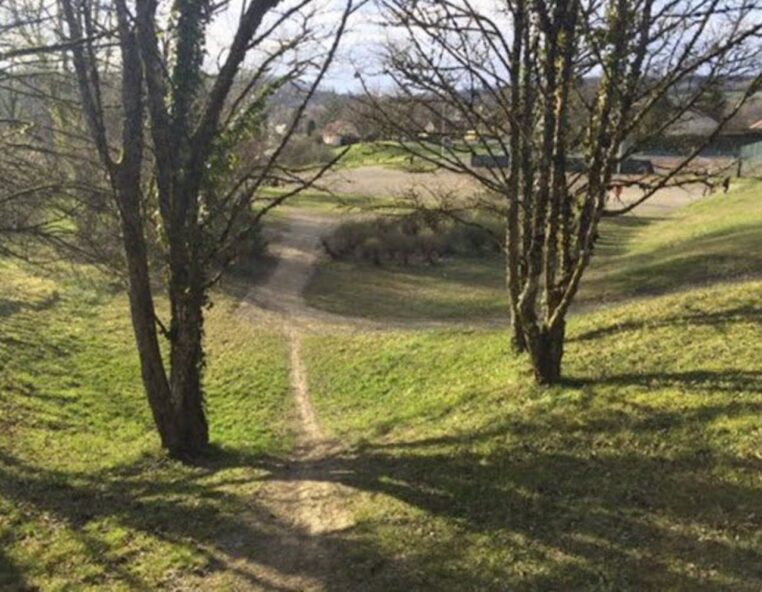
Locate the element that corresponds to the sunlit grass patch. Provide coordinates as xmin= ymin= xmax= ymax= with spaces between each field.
xmin=0 ymin=260 xmax=291 ymax=589
xmin=303 ymin=281 xmax=762 ymax=590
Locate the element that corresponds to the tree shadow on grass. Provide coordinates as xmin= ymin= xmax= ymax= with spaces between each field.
xmin=0 ymin=537 xmax=29 ymax=592
xmin=571 ymin=304 xmax=762 ymax=343
xmin=0 ymin=292 xmax=60 ymax=319
xmin=3 ymin=385 xmax=761 ymax=591
xmin=595 ymin=214 xmax=665 ymax=259
xmin=251 ymin=356 xmax=762 ymax=591
xmin=0 ymin=448 xmax=431 ymax=592
xmin=276 ymin=424 xmax=762 ymax=590
xmin=565 ymin=369 xmax=762 ymax=394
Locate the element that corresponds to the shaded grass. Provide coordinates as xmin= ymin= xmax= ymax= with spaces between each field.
xmin=582 ymin=181 xmax=762 ymax=301
xmin=302 ymin=281 xmax=762 ymax=590
xmin=304 ymin=180 xmax=762 ymax=321
xmin=0 ymin=259 xmax=292 ymax=590
xmin=305 ymin=258 xmax=507 ymax=322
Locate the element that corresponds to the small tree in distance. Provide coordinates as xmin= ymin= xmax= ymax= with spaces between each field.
xmin=366 ymin=0 xmax=762 ymax=384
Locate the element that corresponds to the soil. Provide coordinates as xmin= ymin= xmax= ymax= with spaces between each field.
xmin=317 ymin=165 xmax=707 ymax=216
xmin=202 ymin=211 xmax=363 ymax=591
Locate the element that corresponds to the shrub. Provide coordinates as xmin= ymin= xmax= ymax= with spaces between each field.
xmin=280 ymin=136 xmax=335 ymax=167
xmin=321 ymin=211 xmax=502 ymax=265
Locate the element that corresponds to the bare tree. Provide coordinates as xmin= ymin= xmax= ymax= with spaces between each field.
xmin=0 ymin=0 xmax=82 ymax=261
xmin=51 ymin=0 xmax=357 ymax=458
xmin=368 ymin=0 xmax=762 ymax=384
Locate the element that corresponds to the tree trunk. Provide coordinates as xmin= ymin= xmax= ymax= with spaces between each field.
xmin=119 ymin=180 xmax=208 ymax=459
xmin=116 ymin=184 xmax=179 ymax=450
xmin=527 ymin=321 xmax=565 ymax=385
xmin=167 ymin=274 xmax=209 ymax=458
xmin=509 ymin=312 xmax=527 ymax=353
xmin=505 ymin=219 xmax=526 ymax=353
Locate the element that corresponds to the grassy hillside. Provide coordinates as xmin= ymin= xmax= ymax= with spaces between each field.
xmin=583 ymin=180 xmax=762 ymax=300
xmin=305 ymin=179 xmax=762 ymax=321
xmin=303 ymin=281 xmax=762 ymax=590
xmin=335 ymin=142 xmax=437 ymax=171
xmin=0 ymin=260 xmax=291 ymax=590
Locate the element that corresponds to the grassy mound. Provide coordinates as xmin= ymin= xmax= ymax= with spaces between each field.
xmin=302 ymin=281 xmax=762 ymax=590
xmin=336 ymin=142 xmax=437 ymax=171
xmin=305 ymin=179 xmax=762 ymax=321
xmin=0 ymin=260 xmax=291 ymax=590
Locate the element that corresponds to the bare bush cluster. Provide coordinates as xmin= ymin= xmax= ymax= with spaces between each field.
xmin=322 ymin=212 xmax=501 ymax=265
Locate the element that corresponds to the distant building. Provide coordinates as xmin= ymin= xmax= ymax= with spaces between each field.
xmin=322 ymin=120 xmax=360 ymax=146
xmin=463 ymin=129 xmax=479 ymax=143
xmin=665 ymin=109 xmax=719 ymax=136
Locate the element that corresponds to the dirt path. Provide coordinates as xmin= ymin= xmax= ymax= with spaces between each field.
xmin=238 ymin=210 xmax=364 ymax=330
xmin=242 ymin=211 xmax=337 ymax=321
xmin=238 ymin=208 xmax=499 ymax=332
xmin=218 ymin=212 xmax=359 ymax=591
xmin=209 ymin=328 xmax=357 ymax=591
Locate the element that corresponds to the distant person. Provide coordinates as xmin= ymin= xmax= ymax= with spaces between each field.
xmin=610 ymin=183 xmax=623 ymax=202
xmin=722 ymin=177 xmax=731 ymax=194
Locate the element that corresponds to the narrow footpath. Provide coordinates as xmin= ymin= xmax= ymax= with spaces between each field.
xmin=219 ymin=210 xmax=358 ymax=591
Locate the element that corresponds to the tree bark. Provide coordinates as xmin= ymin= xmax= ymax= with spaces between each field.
xmin=115 ymin=179 xmax=179 ymax=450
xmin=526 ymin=321 xmax=565 ymax=385
xmin=505 ymin=221 xmax=526 ymax=353
xmin=509 ymin=316 xmax=527 ymax=353
xmin=168 ymin=283 xmax=209 ymax=457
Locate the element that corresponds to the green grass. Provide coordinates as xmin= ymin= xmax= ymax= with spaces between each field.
xmin=335 ymin=142 xmax=438 ymax=171
xmin=0 ymin=259 xmax=291 ymax=590
xmin=302 ymin=281 xmax=762 ymax=590
xmin=582 ymin=180 xmax=762 ymax=301
xmin=265 ymin=189 xmax=380 ymax=213
xmin=305 ymin=179 xmax=762 ymax=322
xmin=305 ymin=257 xmax=507 ymax=322
xmin=335 ymin=141 xmax=512 ymax=171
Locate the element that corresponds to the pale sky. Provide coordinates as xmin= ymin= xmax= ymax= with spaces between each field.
xmin=207 ymin=0 xmax=387 ymax=92
xmin=207 ymin=0 xmax=509 ymax=92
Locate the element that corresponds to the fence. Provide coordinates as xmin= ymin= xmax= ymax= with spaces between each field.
xmin=739 ymin=140 xmax=762 ymax=177
xmin=471 ymin=154 xmax=654 ymax=174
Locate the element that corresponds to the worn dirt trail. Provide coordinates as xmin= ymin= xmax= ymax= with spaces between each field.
xmin=238 ymin=207 xmax=502 ymax=332
xmin=209 ymin=327 xmax=357 ymax=591
xmin=210 ymin=210 xmax=359 ymax=591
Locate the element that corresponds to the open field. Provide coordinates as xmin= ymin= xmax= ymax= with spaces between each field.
xmin=332 ymin=142 xmax=436 ymax=171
